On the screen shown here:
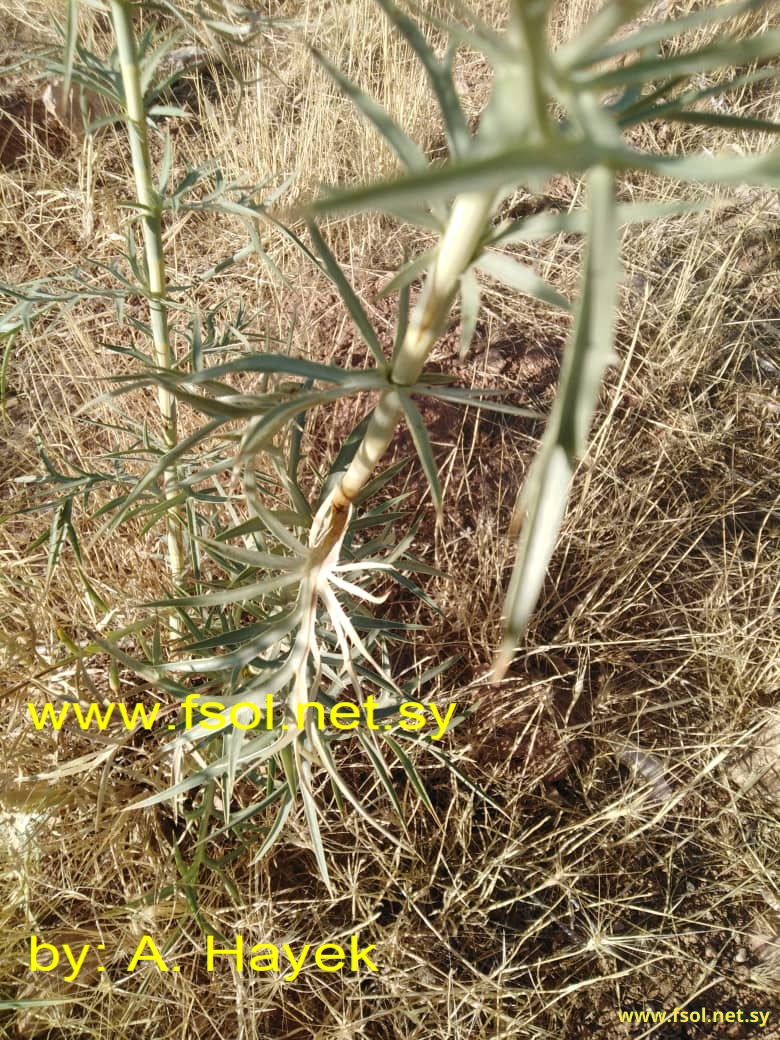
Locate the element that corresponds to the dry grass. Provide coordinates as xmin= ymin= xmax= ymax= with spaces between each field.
xmin=1 ymin=1 xmax=779 ymax=1037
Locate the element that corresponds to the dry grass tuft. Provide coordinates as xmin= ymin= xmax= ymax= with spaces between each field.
xmin=2 ymin=0 xmax=779 ymax=1037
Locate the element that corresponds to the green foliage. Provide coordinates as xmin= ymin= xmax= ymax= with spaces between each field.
xmin=2 ymin=0 xmax=779 ymax=895
xmin=305 ymin=0 xmax=780 ymax=676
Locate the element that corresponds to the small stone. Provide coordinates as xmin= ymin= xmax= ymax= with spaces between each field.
xmin=484 ymin=347 xmax=506 ymax=372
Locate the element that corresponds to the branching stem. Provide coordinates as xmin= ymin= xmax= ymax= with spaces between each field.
xmin=109 ymin=0 xmax=185 ymax=586
xmin=324 ymin=190 xmax=496 ymax=525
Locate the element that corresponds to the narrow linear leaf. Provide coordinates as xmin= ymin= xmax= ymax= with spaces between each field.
xmin=102 ymin=417 xmax=226 ymax=535
xmin=459 ymin=266 xmax=481 ymax=360
xmin=138 ymin=30 xmax=188 ymax=94
xmin=252 ymin=505 xmax=307 ymax=555
xmin=617 ymin=65 xmax=780 ymax=128
xmin=0 ymin=332 xmax=16 ymax=418
xmin=381 ymin=203 xmax=446 ymax=230
xmin=130 ymin=730 xmax=290 ymax=809
xmin=584 ymin=0 xmax=770 ymax=66
xmin=420 ymin=386 xmax=541 ymax=420
xmin=490 ymin=197 xmax=721 ymax=247
xmin=312 ymin=730 xmax=410 ymax=850
xmin=298 ymin=755 xmax=332 ymax=892
xmin=179 ymin=621 xmax=285 ymax=653
xmin=495 ymin=445 xmax=573 ymax=679
xmin=554 ymin=0 xmax=650 ymax=72
xmin=239 ymin=384 xmax=387 ymax=467
xmin=660 ymin=111 xmax=780 ymax=134
xmin=496 ymin=166 xmax=620 ymax=676
xmin=576 ymin=30 xmax=780 ymax=92
xmin=307 ymin=221 xmax=387 ymax=367
xmin=311 ymin=48 xmax=428 ymax=171
xmin=355 ymin=729 xmax=407 ymax=829
xmin=421 ymin=737 xmax=506 ymax=815
xmin=193 ymin=535 xmax=302 ymax=571
xmin=352 ymin=457 xmax=414 ymax=508
xmin=374 ymin=0 xmax=471 ymax=156
xmin=154 ymin=350 xmax=359 ymax=386
xmin=383 ymin=733 xmax=438 ymax=819
xmin=400 ymin=653 xmax=462 ymax=696
xmin=379 ymin=248 xmax=437 ymax=298
xmin=176 ymin=669 xmax=296 ymax=745
xmin=318 ymin=412 xmax=374 ymax=507
xmin=557 ymin=169 xmax=621 ymax=455
xmin=129 ymin=767 xmax=234 ymax=811
xmin=393 ymin=273 xmax=411 ymax=362
xmin=133 ymin=381 xmax=272 ymax=420
xmin=475 ymin=250 xmax=571 ymax=312
xmin=202 ymin=782 xmax=288 ymax=844
xmin=250 ymin=791 xmax=294 ymax=864
xmin=147 ymin=570 xmax=302 ymax=609
xmin=409 ymin=0 xmax=506 ymax=57
xmin=63 ymin=0 xmax=78 ymax=97
xmin=397 ymin=391 xmax=443 ymax=515
xmin=156 ymin=610 xmax=300 ymax=674
xmin=310 ymin=140 xmax=780 ymax=218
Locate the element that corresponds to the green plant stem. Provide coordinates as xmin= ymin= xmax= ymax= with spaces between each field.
xmin=109 ymin=0 xmax=185 ymax=586
xmin=327 ymin=190 xmax=495 ymax=516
